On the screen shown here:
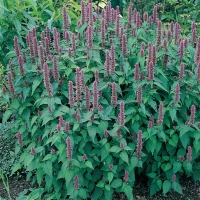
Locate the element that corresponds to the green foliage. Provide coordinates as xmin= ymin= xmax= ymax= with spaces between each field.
xmin=0 ymin=0 xmax=81 ymax=66
xmin=1 ymin=1 xmax=200 ymax=199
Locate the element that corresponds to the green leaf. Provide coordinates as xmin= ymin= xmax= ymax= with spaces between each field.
xmin=36 ymin=168 xmax=44 ymax=186
xmin=169 ymin=107 xmax=176 ymax=122
xmin=123 ymin=185 xmax=133 ymax=200
xmin=109 ymin=146 xmax=121 ymax=153
xmin=87 ymin=125 xmax=96 ymax=142
xmin=85 ymin=161 xmax=94 ymax=169
xmin=150 ymin=182 xmax=159 ymax=196
xmin=111 ymin=179 xmax=122 ymax=188
xmin=123 ymin=62 xmax=129 ymax=76
xmin=120 ymin=151 xmax=129 ymax=164
xmin=107 ymin=172 xmax=114 ymax=184
xmin=43 ymin=161 xmax=52 ymax=177
xmin=180 ymin=125 xmax=190 ymax=137
xmin=173 ymin=162 xmax=182 ymax=173
xmin=11 ymin=163 xmax=21 ymax=175
xmin=2 ymin=110 xmax=12 ymax=124
xmin=154 ymin=81 xmax=169 ymax=93
xmin=78 ymin=188 xmax=87 ymax=199
xmin=163 ymin=180 xmax=171 ymax=195
xmin=172 ymin=182 xmax=183 ymax=194
xmin=65 ymin=170 xmax=74 ymax=185
xmin=42 ymin=154 xmax=53 ymax=161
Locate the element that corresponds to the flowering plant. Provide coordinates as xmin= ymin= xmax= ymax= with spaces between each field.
xmin=1 ymin=1 xmax=200 ymax=199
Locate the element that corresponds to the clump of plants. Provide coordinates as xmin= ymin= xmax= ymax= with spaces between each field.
xmin=1 ymin=0 xmax=200 ymax=199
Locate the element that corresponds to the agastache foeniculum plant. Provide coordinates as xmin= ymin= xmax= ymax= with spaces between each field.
xmin=2 ymin=1 xmax=200 ymax=199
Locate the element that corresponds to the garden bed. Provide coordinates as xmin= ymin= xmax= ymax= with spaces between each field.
xmin=1 ymin=175 xmax=200 ymax=199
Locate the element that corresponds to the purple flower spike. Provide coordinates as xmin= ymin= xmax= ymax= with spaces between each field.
xmin=72 ymin=33 xmax=76 ymax=52
xmin=179 ymin=63 xmax=184 ymax=79
xmin=66 ymin=137 xmax=72 ymax=159
xmin=76 ymin=113 xmax=81 ymax=122
xmin=88 ymin=3 xmax=93 ymax=26
xmin=81 ymin=0 xmax=86 ymax=24
xmin=156 ymin=20 xmax=162 ymax=46
xmin=174 ymin=83 xmax=180 ymax=102
xmin=76 ymin=68 xmax=82 ymax=104
xmin=133 ymin=64 xmax=140 ymax=82
xmin=39 ymin=45 xmax=45 ymax=70
xmin=143 ymin=12 xmax=148 ymax=21
xmin=41 ymin=31 xmax=45 ymax=47
xmin=45 ymin=37 xmax=50 ymax=56
xmin=57 ymin=124 xmax=61 ymax=132
xmin=8 ymin=72 xmax=15 ymax=96
xmin=118 ymin=101 xmax=125 ymax=126
xmin=43 ymin=62 xmax=53 ymax=97
xmin=136 ymin=12 xmax=141 ymax=29
xmin=191 ymin=22 xmax=196 ymax=43
xmin=59 ymin=116 xmax=64 ymax=127
xmin=133 ymin=8 xmax=137 ymax=24
xmin=17 ymin=132 xmax=22 ymax=147
xmin=18 ymin=55 xmax=25 ymax=76
xmin=30 ymin=147 xmax=35 ymax=155
xmin=62 ymin=6 xmax=69 ymax=30
xmin=189 ymin=105 xmax=196 ymax=125
xmin=136 ymin=130 xmax=143 ymax=160
xmin=174 ymin=23 xmax=181 ymax=45
xmin=85 ymin=86 xmax=90 ymax=111
xmin=95 ymin=70 xmax=99 ymax=83
xmin=157 ymin=103 xmax=164 ymax=124
xmin=127 ymin=5 xmax=132 ymax=28
xmin=194 ymin=37 xmax=200 ymax=64
xmin=140 ymin=49 xmax=144 ymax=57
xmin=167 ymin=30 xmax=172 ymax=41
xmin=123 ymin=171 xmax=129 ymax=182
xmin=122 ymin=34 xmax=127 ymax=55
xmin=101 ymin=18 xmax=105 ymax=48
xmin=163 ymin=38 xmax=168 ymax=49
xmin=53 ymin=55 xmax=60 ymax=81
xmin=179 ymin=40 xmax=184 ymax=59
xmin=137 ymin=86 xmax=142 ymax=104
xmin=186 ymin=146 xmax=192 ymax=163
xmin=46 ymin=26 xmax=51 ymax=45
xmin=64 ymin=122 xmax=70 ymax=133
xmin=51 ymin=149 xmax=55 ymax=154
xmin=197 ymin=62 xmax=200 ymax=81
xmin=104 ymin=50 xmax=110 ymax=74
xmin=104 ymin=130 xmax=108 ymax=138
xmin=68 ymin=48 xmax=72 ymax=57
xmin=53 ymin=27 xmax=59 ymax=52
xmin=33 ymin=37 xmax=39 ymax=57
xmin=68 ymin=81 xmax=75 ymax=108
xmin=153 ymin=6 xmax=158 ymax=23
xmin=87 ymin=25 xmax=93 ymax=49
xmin=82 ymin=154 xmax=87 ymax=162
xmin=152 ymin=45 xmax=157 ymax=66
xmin=93 ymin=80 xmax=99 ymax=109
xmin=111 ymin=82 xmax=117 ymax=108
xmin=110 ymin=45 xmax=116 ymax=74
xmin=2 ymin=87 xmax=6 ymax=94
xmin=148 ymin=61 xmax=154 ymax=81
xmin=172 ymin=174 xmax=176 ymax=182
xmin=115 ymin=15 xmax=120 ymax=37
xmin=14 ymin=36 xmax=20 ymax=57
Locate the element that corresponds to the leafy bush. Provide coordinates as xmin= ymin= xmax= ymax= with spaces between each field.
xmin=0 ymin=0 xmax=81 ymax=66
xmin=1 ymin=1 xmax=200 ymax=199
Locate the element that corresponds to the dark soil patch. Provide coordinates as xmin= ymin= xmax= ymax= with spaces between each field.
xmin=0 ymin=175 xmax=200 ymax=200
xmin=0 ymin=176 xmax=32 ymax=200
